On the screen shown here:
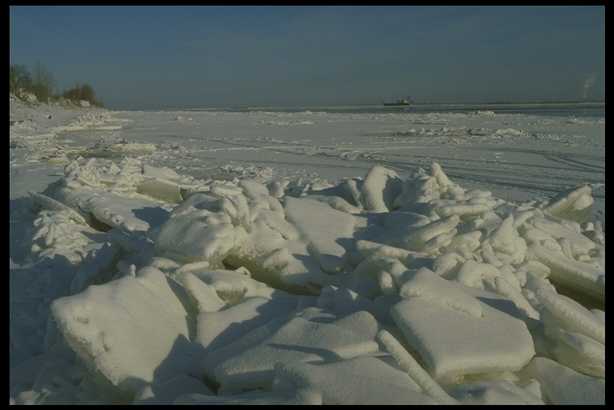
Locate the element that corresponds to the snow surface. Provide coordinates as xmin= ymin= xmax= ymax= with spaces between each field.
xmin=10 ymin=101 xmax=605 ymax=404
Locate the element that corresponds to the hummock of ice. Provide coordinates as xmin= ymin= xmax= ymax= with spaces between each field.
xmin=16 ymin=157 xmax=605 ymax=404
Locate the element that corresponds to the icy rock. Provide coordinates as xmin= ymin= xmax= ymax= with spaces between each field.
xmin=50 ymin=267 xmax=204 ymax=395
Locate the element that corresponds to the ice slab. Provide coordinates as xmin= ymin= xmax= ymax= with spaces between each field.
xmin=520 ymin=357 xmax=604 ymax=405
xmin=196 ymin=295 xmax=299 ymax=353
xmin=284 ymin=197 xmax=355 ymax=273
xmin=51 ymin=267 xmax=203 ymax=395
xmin=391 ymin=297 xmax=535 ymax=382
xmin=211 ymin=310 xmax=379 ymax=392
xmin=273 ymin=355 xmax=435 ymax=405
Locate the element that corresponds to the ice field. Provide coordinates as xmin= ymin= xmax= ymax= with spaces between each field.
xmin=9 ymin=99 xmax=605 ymax=404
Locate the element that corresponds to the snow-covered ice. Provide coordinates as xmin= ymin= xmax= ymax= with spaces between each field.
xmin=10 ymin=101 xmax=605 ymax=404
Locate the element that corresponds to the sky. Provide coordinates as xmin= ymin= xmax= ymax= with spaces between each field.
xmin=10 ymin=6 xmax=605 ymax=109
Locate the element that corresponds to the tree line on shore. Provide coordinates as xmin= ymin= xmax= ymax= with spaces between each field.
xmin=10 ymin=62 xmax=103 ymax=107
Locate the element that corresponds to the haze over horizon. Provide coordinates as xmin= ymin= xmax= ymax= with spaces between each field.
xmin=10 ymin=6 xmax=605 ymax=110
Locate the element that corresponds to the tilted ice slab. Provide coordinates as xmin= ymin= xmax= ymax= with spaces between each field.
xmin=542 ymin=185 xmax=595 ymax=223
xmin=205 ymin=309 xmax=379 ymax=393
xmin=284 ymin=197 xmax=355 ymax=273
xmin=45 ymin=176 xmax=173 ymax=234
xmin=359 ymin=165 xmax=402 ymax=213
xmin=391 ymin=296 xmax=535 ymax=382
xmin=519 ymin=357 xmax=605 ymax=405
xmin=195 ymin=295 xmax=303 ymax=354
xmin=51 ymin=267 xmax=204 ymax=396
xmin=273 ymin=355 xmax=436 ymax=405
xmin=531 ymin=287 xmax=605 ymax=378
xmin=526 ymin=243 xmax=604 ymax=303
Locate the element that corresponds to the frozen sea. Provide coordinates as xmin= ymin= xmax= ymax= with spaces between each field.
xmin=9 ymin=99 xmax=605 ymax=404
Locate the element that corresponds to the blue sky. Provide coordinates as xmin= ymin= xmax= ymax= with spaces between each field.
xmin=10 ymin=6 xmax=605 ymax=109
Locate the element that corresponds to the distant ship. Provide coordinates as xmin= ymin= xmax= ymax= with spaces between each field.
xmin=383 ymin=97 xmax=412 ymax=106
